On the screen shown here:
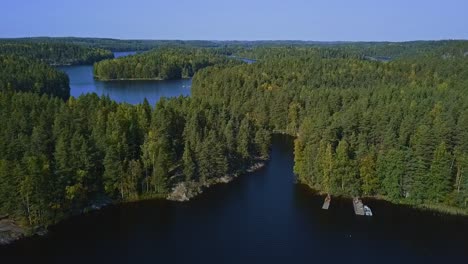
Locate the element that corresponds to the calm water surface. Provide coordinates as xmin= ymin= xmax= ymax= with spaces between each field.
xmin=57 ymin=52 xmax=191 ymax=105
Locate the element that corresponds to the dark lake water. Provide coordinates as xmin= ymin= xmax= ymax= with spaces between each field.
xmin=57 ymin=52 xmax=191 ymax=105
xmin=1 ymin=135 xmax=467 ymax=263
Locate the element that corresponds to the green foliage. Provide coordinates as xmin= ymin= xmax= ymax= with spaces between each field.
xmin=0 ymin=42 xmax=113 ymax=65
xmin=191 ymin=43 xmax=468 ymax=209
xmin=94 ymin=47 xmax=240 ymax=80
xmin=2 ymin=40 xmax=468 ymax=227
xmin=0 ymin=55 xmax=70 ymax=99
xmin=428 ymin=142 xmax=452 ymax=202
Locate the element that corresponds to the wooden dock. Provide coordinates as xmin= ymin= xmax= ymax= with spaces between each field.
xmin=322 ymin=194 xmax=331 ymax=210
xmin=353 ymin=197 xmax=365 ymax=215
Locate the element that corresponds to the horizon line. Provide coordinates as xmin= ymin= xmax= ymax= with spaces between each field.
xmin=1 ymin=36 xmax=468 ymax=43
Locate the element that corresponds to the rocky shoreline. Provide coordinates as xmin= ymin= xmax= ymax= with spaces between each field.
xmin=0 ymin=196 xmax=113 ymax=246
xmin=0 ymin=161 xmax=267 ymax=245
xmin=0 ymin=218 xmax=29 ymax=246
xmin=167 ymin=161 xmax=266 ymax=202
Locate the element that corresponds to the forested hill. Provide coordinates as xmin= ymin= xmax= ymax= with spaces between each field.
xmin=192 ymin=47 xmax=468 ymax=211
xmin=0 ymin=42 xmax=114 ymax=65
xmin=0 ymin=55 xmax=69 ymax=99
xmin=93 ymin=47 xmax=241 ymax=80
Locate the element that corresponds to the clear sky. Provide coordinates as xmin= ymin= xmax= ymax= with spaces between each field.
xmin=1 ymin=0 xmax=467 ymax=41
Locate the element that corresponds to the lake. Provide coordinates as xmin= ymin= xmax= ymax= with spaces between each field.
xmin=57 ymin=52 xmax=191 ymax=105
xmin=1 ymin=53 xmax=467 ymax=263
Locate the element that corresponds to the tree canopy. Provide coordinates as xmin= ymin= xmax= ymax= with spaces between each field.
xmin=0 ymin=42 xmax=113 ymax=65
xmin=93 ymin=47 xmax=241 ymax=80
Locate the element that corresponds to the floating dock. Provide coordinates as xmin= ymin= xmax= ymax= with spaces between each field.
xmin=353 ymin=197 xmax=365 ymax=215
xmin=353 ymin=197 xmax=373 ymax=216
xmin=322 ymin=194 xmax=331 ymax=210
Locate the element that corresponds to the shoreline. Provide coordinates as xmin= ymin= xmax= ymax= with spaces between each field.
xmin=0 ymin=160 xmax=267 ymax=246
xmin=167 ymin=161 xmax=266 ymax=202
xmin=297 ymin=180 xmax=468 ymax=216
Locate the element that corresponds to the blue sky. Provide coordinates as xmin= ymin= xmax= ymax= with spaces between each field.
xmin=1 ymin=0 xmax=466 ymax=41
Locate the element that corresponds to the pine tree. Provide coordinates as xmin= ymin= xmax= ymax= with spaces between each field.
xmin=254 ymin=128 xmax=271 ymax=158
xmin=182 ymin=141 xmax=196 ymax=182
xmin=103 ymin=144 xmax=123 ymax=198
xmin=360 ymin=154 xmax=378 ymax=196
xmin=334 ymin=139 xmax=359 ymax=196
xmin=237 ymin=118 xmax=251 ymax=159
xmin=428 ymin=142 xmax=452 ymax=202
xmin=321 ymin=142 xmax=333 ymax=194
xmin=378 ymin=149 xmax=405 ymax=201
xmin=409 ymin=156 xmax=428 ymax=202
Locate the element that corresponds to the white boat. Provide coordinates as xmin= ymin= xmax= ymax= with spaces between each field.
xmin=363 ymin=205 xmax=373 ymax=216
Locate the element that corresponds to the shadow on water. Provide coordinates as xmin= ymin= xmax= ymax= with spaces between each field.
xmin=1 ymin=136 xmax=467 ymax=263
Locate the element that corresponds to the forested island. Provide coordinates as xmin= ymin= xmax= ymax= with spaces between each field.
xmin=93 ymin=47 xmax=240 ymax=80
xmin=1 ymin=39 xmax=468 ymax=244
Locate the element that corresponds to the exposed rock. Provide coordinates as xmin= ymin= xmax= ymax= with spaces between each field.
xmin=167 ymin=181 xmax=203 ymax=202
xmin=217 ymin=175 xmax=233 ymax=183
xmin=247 ymin=162 xmax=265 ymax=173
xmin=167 ymin=161 xmax=266 ymax=202
xmin=84 ymin=196 xmax=113 ymax=212
xmin=0 ymin=219 xmax=25 ymax=245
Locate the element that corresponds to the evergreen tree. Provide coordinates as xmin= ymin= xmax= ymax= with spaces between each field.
xmin=360 ymin=154 xmax=379 ymax=196
xmin=428 ymin=142 xmax=452 ymax=202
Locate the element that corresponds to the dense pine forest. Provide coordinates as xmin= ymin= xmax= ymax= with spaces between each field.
xmin=0 ymin=42 xmax=113 ymax=65
xmin=0 ymin=55 xmax=70 ymax=99
xmin=93 ymin=47 xmax=240 ymax=80
xmin=0 ymin=39 xmax=467 ymax=231
xmin=0 ymin=92 xmax=267 ymax=226
xmin=192 ymin=45 xmax=468 ymax=209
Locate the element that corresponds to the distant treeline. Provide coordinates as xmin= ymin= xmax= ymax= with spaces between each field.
xmin=93 ymin=47 xmax=240 ymax=80
xmin=0 ymin=42 xmax=114 ymax=65
xmin=234 ymin=40 xmax=468 ymax=60
xmin=0 ymin=37 xmax=221 ymax=52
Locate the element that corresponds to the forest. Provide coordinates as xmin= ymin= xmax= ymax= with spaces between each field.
xmin=93 ymin=47 xmax=240 ymax=80
xmin=0 ymin=42 xmax=114 ymax=65
xmin=0 ymin=37 xmax=221 ymax=51
xmin=192 ymin=44 xmax=468 ymax=209
xmin=0 ymin=40 xmax=467 ymax=229
xmin=0 ymin=92 xmax=268 ymax=227
xmin=0 ymin=55 xmax=70 ymax=99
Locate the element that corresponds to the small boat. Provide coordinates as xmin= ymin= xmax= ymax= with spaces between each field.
xmin=363 ymin=205 xmax=373 ymax=216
